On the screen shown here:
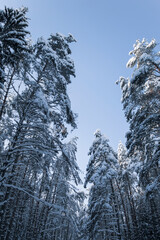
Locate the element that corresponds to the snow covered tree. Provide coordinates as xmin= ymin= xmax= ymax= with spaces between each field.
xmin=117 ymin=38 xmax=160 ymax=240
xmin=117 ymin=142 xmax=141 ymax=240
xmin=84 ymin=130 xmax=121 ymax=240
xmin=0 ymin=6 xmax=82 ymax=239
xmin=77 ymin=205 xmax=88 ymax=240
xmin=118 ymin=39 xmax=160 ymax=184
xmin=0 ymin=31 xmax=77 ymax=188
xmin=0 ymin=7 xmax=29 ymax=119
xmin=39 ymin=138 xmax=82 ymax=240
xmin=117 ymin=141 xmax=129 ymax=170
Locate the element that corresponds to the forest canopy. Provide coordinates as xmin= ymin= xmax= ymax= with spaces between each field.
xmin=0 ymin=6 xmax=160 ymax=240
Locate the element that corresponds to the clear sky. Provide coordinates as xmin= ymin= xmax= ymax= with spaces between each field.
xmin=1 ymin=0 xmax=160 ymax=178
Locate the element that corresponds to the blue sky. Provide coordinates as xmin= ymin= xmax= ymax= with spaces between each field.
xmin=1 ymin=0 xmax=160 ymax=177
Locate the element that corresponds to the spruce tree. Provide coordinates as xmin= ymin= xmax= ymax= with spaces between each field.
xmin=84 ymin=130 xmax=120 ymax=240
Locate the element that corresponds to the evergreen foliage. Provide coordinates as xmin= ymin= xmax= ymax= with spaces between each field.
xmin=0 ymin=6 xmax=160 ymax=240
xmin=0 ymin=7 xmax=82 ymax=240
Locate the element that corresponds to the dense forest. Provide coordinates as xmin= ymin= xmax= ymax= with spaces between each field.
xmin=0 ymin=7 xmax=159 ymax=240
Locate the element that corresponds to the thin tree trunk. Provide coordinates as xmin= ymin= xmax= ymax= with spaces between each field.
xmin=0 ymin=68 xmax=15 ymax=120
xmin=110 ymin=179 xmax=121 ymax=240
xmin=116 ymin=179 xmax=131 ymax=240
xmin=4 ymin=164 xmax=28 ymax=239
xmin=40 ymin=170 xmax=60 ymax=240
